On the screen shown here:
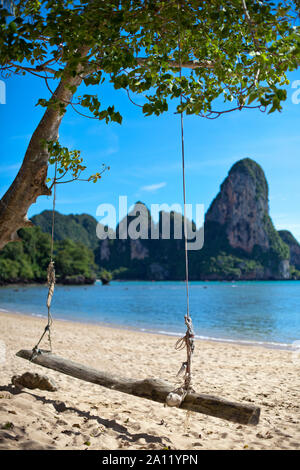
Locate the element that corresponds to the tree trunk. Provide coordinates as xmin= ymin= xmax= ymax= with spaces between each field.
xmin=16 ymin=349 xmax=260 ymax=425
xmin=0 ymin=48 xmax=89 ymax=249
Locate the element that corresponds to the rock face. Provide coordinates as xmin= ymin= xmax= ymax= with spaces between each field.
xmin=61 ymin=275 xmax=96 ymax=285
xmin=94 ymin=203 xmax=186 ymax=280
xmin=130 ymin=239 xmax=149 ymax=260
xmin=204 ymin=158 xmax=290 ymax=280
xmin=206 ymin=159 xmax=270 ymax=253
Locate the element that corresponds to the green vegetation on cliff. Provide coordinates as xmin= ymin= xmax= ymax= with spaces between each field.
xmin=0 ymin=227 xmax=51 ymax=283
xmin=229 ymin=158 xmax=269 ymax=201
xmin=278 ymin=230 xmax=300 ymax=274
xmin=0 ymin=227 xmax=97 ymax=285
xmin=278 ymin=230 xmax=299 ymax=246
xmin=31 ymin=211 xmax=99 ymax=250
xmin=262 ymin=213 xmax=290 ymax=264
xmin=194 ymin=252 xmax=264 ymax=280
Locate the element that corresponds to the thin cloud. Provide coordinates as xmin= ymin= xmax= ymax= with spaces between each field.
xmin=99 ymin=146 xmax=119 ymax=157
xmin=141 ymin=182 xmax=167 ymax=192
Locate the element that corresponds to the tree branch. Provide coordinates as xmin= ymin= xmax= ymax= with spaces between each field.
xmin=6 ymin=62 xmax=57 ymax=77
xmin=241 ymin=0 xmax=261 ymax=52
xmin=136 ymin=57 xmax=215 ymax=70
xmin=0 ymin=47 xmax=90 ymax=249
xmin=84 ymin=56 xmax=215 ymax=77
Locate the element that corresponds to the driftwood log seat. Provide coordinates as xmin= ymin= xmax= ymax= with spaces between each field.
xmin=16 ymin=349 xmax=260 ymax=426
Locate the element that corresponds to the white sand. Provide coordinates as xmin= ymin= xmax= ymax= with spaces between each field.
xmin=0 ymin=311 xmax=299 ymax=450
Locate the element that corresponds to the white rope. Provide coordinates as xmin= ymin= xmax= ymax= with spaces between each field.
xmin=166 ymin=2 xmax=195 ymax=406
xmin=31 ymin=163 xmax=57 ymax=359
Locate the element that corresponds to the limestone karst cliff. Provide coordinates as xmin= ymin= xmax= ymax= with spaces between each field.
xmin=205 ymin=158 xmax=270 ymax=254
xmin=203 ymin=158 xmax=290 ymax=280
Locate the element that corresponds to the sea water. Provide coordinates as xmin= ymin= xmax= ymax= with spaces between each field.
xmin=0 ymin=281 xmax=299 ymax=348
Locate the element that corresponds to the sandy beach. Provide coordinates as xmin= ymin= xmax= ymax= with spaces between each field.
xmin=0 ymin=311 xmax=299 ymax=450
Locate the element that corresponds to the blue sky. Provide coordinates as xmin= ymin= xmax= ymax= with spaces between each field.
xmin=0 ymin=68 xmax=300 ymax=241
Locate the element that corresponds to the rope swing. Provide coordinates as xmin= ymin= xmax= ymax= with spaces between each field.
xmin=165 ymin=2 xmax=195 ymax=408
xmin=31 ymin=162 xmax=57 ymax=360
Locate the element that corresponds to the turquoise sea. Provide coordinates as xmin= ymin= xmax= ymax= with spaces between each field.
xmin=0 ymin=281 xmax=299 ymax=348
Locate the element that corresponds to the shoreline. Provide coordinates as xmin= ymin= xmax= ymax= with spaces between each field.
xmin=1 ymin=278 xmax=300 ymax=287
xmin=0 ymin=307 xmax=296 ymax=352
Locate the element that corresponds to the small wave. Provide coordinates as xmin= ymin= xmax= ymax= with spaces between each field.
xmin=0 ymin=308 xmax=10 ymax=313
xmin=31 ymin=313 xmax=47 ymax=319
xmin=157 ymin=330 xmax=183 ymax=337
xmin=150 ymin=329 xmax=293 ymax=350
xmin=31 ymin=312 xmax=71 ymax=323
xmin=194 ymin=334 xmax=292 ymax=350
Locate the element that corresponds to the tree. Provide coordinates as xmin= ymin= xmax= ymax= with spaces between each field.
xmin=54 ymin=238 xmax=96 ymax=281
xmin=0 ymin=0 xmax=299 ymax=249
xmin=0 ymin=226 xmax=97 ymax=283
xmin=0 ymin=226 xmax=51 ymax=282
xmin=99 ymin=268 xmax=113 ymax=285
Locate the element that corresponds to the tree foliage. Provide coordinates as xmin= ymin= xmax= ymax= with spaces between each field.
xmin=0 ymin=0 xmax=299 ymax=179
